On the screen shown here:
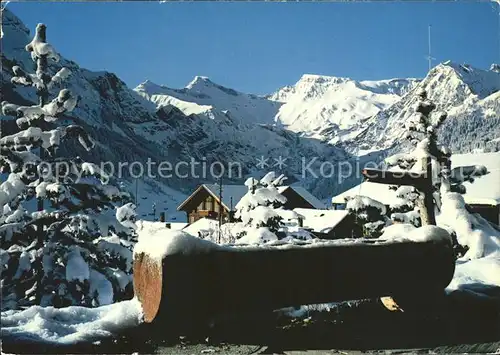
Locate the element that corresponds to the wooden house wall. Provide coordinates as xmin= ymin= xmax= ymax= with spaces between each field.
xmin=179 ymin=189 xmax=229 ymax=224
xmin=469 ymin=204 xmax=500 ymax=226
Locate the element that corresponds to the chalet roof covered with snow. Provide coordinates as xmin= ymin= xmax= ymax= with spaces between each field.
xmin=178 ymin=184 xmax=326 ymax=211
xmin=331 ymin=181 xmax=405 ymax=207
xmin=450 ymin=152 xmax=500 ymax=206
xmin=283 ymin=186 xmax=327 ymax=209
xmin=332 ymin=152 xmax=500 ymax=207
xmin=293 ymin=208 xmax=349 ymax=234
xmin=203 ymin=184 xmax=248 ymax=210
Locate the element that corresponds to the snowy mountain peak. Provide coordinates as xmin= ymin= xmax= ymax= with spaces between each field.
xmin=269 ymin=73 xmax=419 ymax=140
xmin=134 ymin=74 xmax=281 ymax=125
xmin=490 ymin=63 xmax=500 ymax=73
xmin=186 ymin=75 xmax=213 ymax=88
xmin=345 ymin=61 xmax=500 ymax=155
xmin=140 ymin=79 xmax=161 ymax=87
xmin=135 ymin=80 xmax=167 ymax=96
xmin=430 ymin=61 xmax=500 ymax=99
xmin=185 ymin=75 xmax=244 ymax=99
xmin=298 ymin=74 xmax=350 ymax=85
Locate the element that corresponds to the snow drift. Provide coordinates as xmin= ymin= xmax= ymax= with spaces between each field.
xmin=0 ymin=298 xmax=143 ymax=345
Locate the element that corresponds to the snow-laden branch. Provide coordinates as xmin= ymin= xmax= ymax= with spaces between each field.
xmin=25 ymin=23 xmax=60 ymax=63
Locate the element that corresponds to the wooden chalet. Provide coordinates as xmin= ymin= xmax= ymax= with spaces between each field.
xmin=177 ymin=184 xmax=326 ymax=224
xmin=293 ymin=208 xmax=357 ymax=239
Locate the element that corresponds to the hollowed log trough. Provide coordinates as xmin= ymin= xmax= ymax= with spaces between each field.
xmin=134 ymin=239 xmax=455 ymax=328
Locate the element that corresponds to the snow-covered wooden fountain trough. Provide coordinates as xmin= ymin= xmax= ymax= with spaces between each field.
xmin=133 ymin=226 xmax=455 ymax=328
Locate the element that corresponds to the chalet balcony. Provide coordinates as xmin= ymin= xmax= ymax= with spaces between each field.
xmin=197 ymin=210 xmax=219 ymax=219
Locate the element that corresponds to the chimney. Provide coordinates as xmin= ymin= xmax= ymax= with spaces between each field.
xmin=298 ymin=217 xmax=304 ymax=228
xmin=159 ymin=212 xmax=166 ymax=223
xmin=166 ymin=223 xmax=171 ymax=229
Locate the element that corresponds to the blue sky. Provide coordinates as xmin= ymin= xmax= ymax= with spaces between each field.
xmin=9 ymin=1 xmax=499 ymax=94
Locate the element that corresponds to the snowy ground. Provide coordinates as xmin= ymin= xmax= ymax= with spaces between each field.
xmin=3 ymin=296 xmax=500 ymax=354
xmin=0 ymin=298 xmax=143 ymax=346
xmin=123 ymin=178 xmax=187 ymax=222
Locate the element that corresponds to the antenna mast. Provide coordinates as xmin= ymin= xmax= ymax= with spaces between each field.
xmin=427 ymin=24 xmax=435 ymax=72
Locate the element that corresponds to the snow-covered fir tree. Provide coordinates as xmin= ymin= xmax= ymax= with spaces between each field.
xmin=0 ymin=23 xmax=137 ymax=310
xmin=383 ymin=89 xmax=491 ymax=257
xmin=388 ymin=185 xmax=421 ymax=227
xmin=385 ymin=89 xmax=487 ymax=218
xmin=346 ymin=195 xmax=387 ymax=238
xmin=234 ymin=172 xmax=312 ymax=244
xmin=384 ymin=88 xmax=451 ymax=225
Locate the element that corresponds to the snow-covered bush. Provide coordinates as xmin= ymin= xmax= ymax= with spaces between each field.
xmin=234 ymin=172 xmax=312 ymax=244
xmin=388 ymin=185 xmax=421 ymax=227
xmin=0 ymin=23 xmax=137 ymax=310
xmin=346 ymin=195 xmax=387 ymax=238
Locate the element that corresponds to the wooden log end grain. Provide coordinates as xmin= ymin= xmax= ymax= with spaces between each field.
xmin=133 ymin=252 xmax=163 ymax=323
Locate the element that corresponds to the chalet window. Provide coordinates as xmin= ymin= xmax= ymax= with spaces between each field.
xmin=214 ymin=200 xmax=220 ymax=213
xmin=207 ymin=196 xmax=214 ymax=211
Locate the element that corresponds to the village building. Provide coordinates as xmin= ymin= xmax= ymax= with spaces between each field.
xmin=331 ymin=152 xmax=500 ymax=225
xmin=331 ymin=181 xmax=404 ymax=212
xmin=177 ymin=184 xmax=326 ymax=224
xmin=450 ymin=152 xmax=500 ymax=225
xmin=293 ymin=208 xmax=356 ymax=239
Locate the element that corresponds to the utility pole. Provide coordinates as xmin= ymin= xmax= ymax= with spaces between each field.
xmin=497 ymin=1 xmax=500 ymax=63
xmin=230 ymin=196 xmax=233 ymax=223
xmin=135 ymin=178 xmax=138 ymax=205
xmin=218 ymin=177 xmax=223 ymax=243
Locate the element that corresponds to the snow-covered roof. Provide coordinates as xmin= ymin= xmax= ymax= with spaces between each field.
xmin=450 ymin=152 xmax=500 ymax=206
xmin=282 ymin=186 xmax=327 ymax=209
xmin=332 ymin=152 xmax=500 ymax=207
xmin=293 ymin=208 xmax=349 ymax=234
xmin=331 ymin=181 xmax=405 ymax=206
xmin=178 ymin=184 xmax=326 ymax=211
